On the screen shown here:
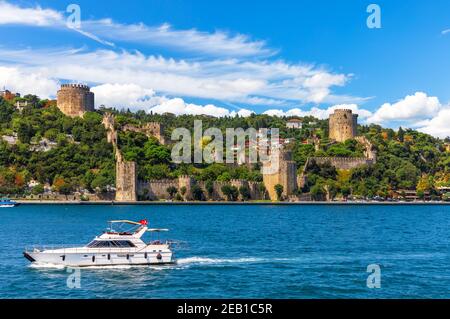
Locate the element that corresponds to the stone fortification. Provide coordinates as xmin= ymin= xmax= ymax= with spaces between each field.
xmin=329 ymin=109 xmax=358 ymax=142
xmin=57 ymin=84 xmax=94 ymax=117
xmin=261 ymin=148 xmax=297 ymax=200
xmin=102 ymin=113 xmax=137 ymax=202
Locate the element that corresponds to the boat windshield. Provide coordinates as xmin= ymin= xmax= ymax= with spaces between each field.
xmin=86 ymin=240 xmax=136 ymax=248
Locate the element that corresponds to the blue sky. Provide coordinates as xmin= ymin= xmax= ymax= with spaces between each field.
xmin=0 ymin=0 xmax=449 ymax=137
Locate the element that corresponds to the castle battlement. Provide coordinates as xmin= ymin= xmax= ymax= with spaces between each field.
xmin=332 ymin=109 xmax=355 ymax=114
xmin=147 ymin=179 xmax=177 ymax=184
xmin=60 ymin=83 xmax=91 ymax=90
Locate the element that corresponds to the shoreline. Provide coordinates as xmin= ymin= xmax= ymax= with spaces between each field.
xmin=13 ymin=200 xmax=450 ymax=205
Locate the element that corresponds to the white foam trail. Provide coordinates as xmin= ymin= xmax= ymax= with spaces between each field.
xmin=176 ymin=256 xmax=263 ymax=265
xmin=28 ymin=256 xmax=272 ymax=270
xmin=29 ymin=263 xmax=66 ymax=269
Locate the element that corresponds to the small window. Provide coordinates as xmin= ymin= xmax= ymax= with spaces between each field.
xmin=110 ymin=241 xmax=119 ymax=247
xmin=116 ymin=240 xmax=135 ymax=247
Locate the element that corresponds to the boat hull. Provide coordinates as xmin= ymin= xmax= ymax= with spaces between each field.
xmin=24 ymin=250 xmax=174 ymax=267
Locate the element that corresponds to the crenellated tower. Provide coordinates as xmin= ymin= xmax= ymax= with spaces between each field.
xmin=329 ymin=109 xmax=358 ymax=142
xmin=57 ymin=84 xmax=95 ymax=117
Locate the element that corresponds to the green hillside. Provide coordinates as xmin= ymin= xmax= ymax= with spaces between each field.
xmin=1 ymin=95 xmax=449 ymax=200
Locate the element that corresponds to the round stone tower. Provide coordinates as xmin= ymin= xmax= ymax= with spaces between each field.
xmin=57 ymin=84 xmax=95 ymax=117
xmin=329 ymin=109 xmax=358 ymax=142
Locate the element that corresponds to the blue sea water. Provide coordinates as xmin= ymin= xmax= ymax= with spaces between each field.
xmin=0 ymin=204 xmax=449 ymax=298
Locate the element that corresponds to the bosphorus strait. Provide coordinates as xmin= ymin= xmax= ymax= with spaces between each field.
xmin=2 ymin=204 xmax=450 ymax=299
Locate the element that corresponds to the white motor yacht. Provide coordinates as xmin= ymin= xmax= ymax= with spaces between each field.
xmin=0 ymin=198 xmax=18 ymax=207
xmin=24 ymin=219 xmax=174 ymax=267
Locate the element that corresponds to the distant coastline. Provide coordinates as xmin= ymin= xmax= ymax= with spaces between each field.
xmin=14 ymin=200 xmax=450 ymax=205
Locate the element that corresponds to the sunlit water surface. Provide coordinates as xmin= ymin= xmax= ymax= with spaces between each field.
xmin=1 ymin=204 xmax=449 ymax=298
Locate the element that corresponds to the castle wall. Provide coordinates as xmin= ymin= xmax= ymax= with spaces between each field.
xmin=123 ymin=122 xmax=166 ymax=145
xmin=57 ymin=84 xmax=95 ymax=117
xmin=309 ymin=157 xmax=374 ymax=170
xmin=138 ymin=177 xmax=265 ymax=201
xmin=102 ymin=113 xmax=137 ymax=202
xmin=139 ymin=179 xmax=178 ymax=200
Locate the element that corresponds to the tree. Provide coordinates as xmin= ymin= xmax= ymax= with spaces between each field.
xmin=0 ymin=98 xmax=14 ymax=122
xmin=311 ymin=184 xmax=325 ymax=201
xmin=274 ymin=184 xmax=284 ymax=201
xmin=221 ymin=184 xmax=239 ymax=201
xmin=166 ymin=186 xmax=178 ymax=199
xmin=144 ymin=139 xmax=171 ymax=164
xmin=143 ymin=164 xmax=171 ymax=180
xmin=58 ymin=183 xmax=72 ymax=196
xmin=239 ymin=185 xmax=251 ymax=201
xmin=205 ymin=180 xmax=214 ymax=198
xmin=52 ymin=176 xmax=66 ymax=192
xmin=416 ymin=174 xmax=433 ymax=194
xmin=191 ymin=185 xmax=205 ymax=201
xmin=17 ymin=121 xmax=34 ymax=144
xmin=258 ymin=184 xmax=267 ymax=198
xmin=31 ymin=184 xmax=45 ymax=195
xmin=91 ymin=175 xmax=110 ymax=193
xmin=396 ymin=162 xmax=419 ymax=189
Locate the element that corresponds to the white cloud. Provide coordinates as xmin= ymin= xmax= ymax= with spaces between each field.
xmin=0 ymin=1 xmax=63 ymax=26
xmin=0 ymin=1 xmax=271 ymax=57
xmin=92 ymin=83 xmax=159 ymax=109
xmin=415 ymin=107 xmax=450 ymax=138
xmin=0 ymin=66 xmax=59 ymax=98
xmin=442 ymin=29 xmax=450 ymax=35
xmin=231 ymin=108 xmax=255 ymax=117
xmin=367 ymin=92 xmax=441 ymax=124
xmin=91 ymin=83 xmax=254 ymax=117
xmin=0 ymin=1 xmax=114 ymax=46
xmin=263 ymin=104 xmax=372 ymax=120
xmin=0 ymin=1 xmax=365 ymax=106
xmin=149 ymin=98 xmax=233 ymax=117
xmin=83 ymin=20 xmax=274 ymax=57
xmin=0 ymin=47 xmax=361 ymax=106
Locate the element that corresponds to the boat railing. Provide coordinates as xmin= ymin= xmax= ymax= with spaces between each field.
xmin=25 ymin=244 xmax=84 ymax=253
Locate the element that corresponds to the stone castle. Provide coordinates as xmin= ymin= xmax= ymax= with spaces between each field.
xmin=329 ymin=109 xmax=358 ymax=142
xmin=57 ymin=84 xmax=95 ymax=117
xmin=99 ymin=106 xmax=376 ymax=202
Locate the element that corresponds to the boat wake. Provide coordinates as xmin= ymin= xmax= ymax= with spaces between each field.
xmin=27 ymin=256 xmax=266 ymax=270
xmin=176 ymin=256 xmax=264 ymax=266
xmin=29 ymin=263 xmax=66 ymax=269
